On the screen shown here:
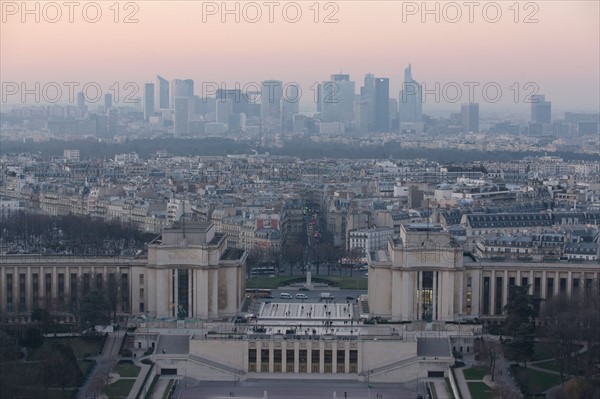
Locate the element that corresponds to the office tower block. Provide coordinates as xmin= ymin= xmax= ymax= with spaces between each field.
xmin=171 ymin=79 xmax=194 ymax=109
xmin=360 ymin=74 xmax=376 ymax=131
xmin=77 ymin=92 xmax=86 ymax=118
xmin=531 ymin=94 xmax=551 ymax=123
xmin=260 ymin=80 xmax=283 ymax=132
xmin=108 ymin=108 xmax=118 ymax=135
xmin=320 ymin=74 xmax=356 ymax=127
xmin=461 ymin=103 xmax=479 ymax=133
xmin=374 ymin=77 xmax=390 ymax=132
xmin=282 ymin=83 xmax=300 ymax=132
xmin=155 ymin=75 xmax=170 ymax=110
xmin=104 ymin=93 xmax=113 ymax=111
xmin=216 ymin=98 xmax=233 ymax=125
xmin=174 ymin=97 xmax=189 ymax=136
xmin=389 ymin=98 xmax=399 ymax=130
xmin=143 ymin=83 xmax=155 ymax=121
xmin=399 ymin=64 xmax=423 ymax=123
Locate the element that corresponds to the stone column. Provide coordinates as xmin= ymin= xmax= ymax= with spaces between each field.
xmin=391 ymin=270 xmax=402 ymax=321
xmin=25 ymin=267 xmax=32 ymax=312
xmin=332 ymin=342 xmax=337 ymax=374
xmin=489 ymin=271 xmax=495 ymax=316
xmin=433 ymin=271 xmax=438 ymax=321
xmin=503 ymin=270 xmax=509 ymax=309
xmin=345 ymin=347 xmax=350 ymax=374
xmin=188 ymin=269 xmax=193 ymax=318
xmin=307 ymin=343 xmax=312 ymax=374
xmin=319 ymin=343 xmax=324 ymax=374
xmin=541 ymin=271 xmax=547 ymax=299
xmin=417 ymin=271 xmax=422 ymax=320
xmin=294 ymin=344 xmax=299 ymax=373
xmin=210 ymin=268 xmax=219 ymax=318
xmin=256 ymin=343 xmax=262 ymax=373
xmin=52 ymin=265 xmax=58 ymax=305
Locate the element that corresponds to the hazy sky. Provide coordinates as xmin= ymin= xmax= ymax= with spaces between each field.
xmin=2 ymin=1 xmax=599 ymax=113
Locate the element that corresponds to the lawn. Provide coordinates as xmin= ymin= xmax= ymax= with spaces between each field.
xmin=467 ymin=382 xmax=493 ymax=399
xmin=17 ymin=387 xmax=77 ymax=399
xmin=104 ymin=378 xmax=136 ymax=399
xmin=535 ymin=360 xmax=584 ymax=376
xmin=511 ymin=365 xmax=562 ymax=395
xmin=531 ymin=342 xmax=556 ymax=361
xmin=30 ymin=336 xmax=104 ymax=360
xmin=78 ymin=359 xmax=96 ymax=376
xmin=463 ymin=366 xmax=487 ymax=380
xmin=246 ymin=275 xmax=368 ymax=290
xmin=113 ymin=361 xmax=141 ymax=378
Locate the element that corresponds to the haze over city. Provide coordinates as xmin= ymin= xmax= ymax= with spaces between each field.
xmin=1 ymin=2 xmax=600 ymax=399
xmin=1 ymin=1 xmax=599 ymax=113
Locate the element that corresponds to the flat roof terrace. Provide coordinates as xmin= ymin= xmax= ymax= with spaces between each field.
xmin=257 ymin=302 xmax=354 ymax=321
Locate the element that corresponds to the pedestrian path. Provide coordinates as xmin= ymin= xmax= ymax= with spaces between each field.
xmin=454 ymin=367 xmax=473 ymax=399
xmin=125 ymin=359 xmax=151 ymax=399
xmin=77 ymin=330 xmax=125 ymax=399
xmin=431 ymin=379 xmax=450 ymax=399
xmin=151 ymin=378 xmax=172 ymax=399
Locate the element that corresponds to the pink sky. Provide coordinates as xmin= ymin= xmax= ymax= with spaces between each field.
xmin=1 ymin=1 xmax=599 ymax=111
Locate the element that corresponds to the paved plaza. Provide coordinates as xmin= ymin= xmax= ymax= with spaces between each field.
xmin=257 ymin=302 xmax=354 ymax=320
xmin=179 ymin=379 xmax=419 ymax=399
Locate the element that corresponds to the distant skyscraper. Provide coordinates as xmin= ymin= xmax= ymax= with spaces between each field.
xmin=143 ymin=83 xmax=155 ymax=121
xmin=360 ymin=74 xmax=376 ymax=132
xmin=216 ymin=98 xmax=233 ymax=125
xmin=282 ymin=83 xmax=300 ymax=132
xmin=94 ymin=114 xmax=108 ymax=137
xmin=171 ymin=79 xmax=194 ymax=109
xmin=374 ymin=77 xmax=390 ymax=132
xmin=104 ymin=93 xmax=113 ymax=111
xmin=108 ymin=108 xmax=118 ymax=135
xmin=399 ymin=64 xmax=422 ymax=123
xmin=174 ymin=97 xmax=189 ymax=136
xmin=389 ymin=98 xmax=398 ymax=129
xmin=216 ymin=88 xmax=255 ymax=117
xmin=77 ymin=92 xmax=86 ymax=118
xmin=320 ymin=74 xmax=355 ymax=127
xmin=531 ymin=94 xmax=551 ymax=123
xmin=155 ymin=75 xmax=170 ymax=110
xmin=461 ymin=103 xmax=479 ymax=133
xmin=260 ymin=80 xmax=283 ymax=132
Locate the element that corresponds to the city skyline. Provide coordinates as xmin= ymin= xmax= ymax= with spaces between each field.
xmin=1 ymin=1 xmax=599 ymax=112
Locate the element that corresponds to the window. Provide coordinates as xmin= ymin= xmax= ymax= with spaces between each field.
xmin=274 ymin=350 xmax=282 ymax=372
xmin=324 ymin=350 xmax=332 ymax=373
xmin=349 ymin=350 xmax=358 ymax=373
xmin=299 ymin=350 xmax=307 ymax=372
xmin=286 ymin=349 xmax=295 ymax=372
xmin=312 ymin=350 xmax=320 ymax=372
xmin=261 ymin=349 xmax=269 ymax=372
xmin=337 ymin=350 xmax=346 ymax=373
xmin=139 ymin=274 xmax=144 ymax=285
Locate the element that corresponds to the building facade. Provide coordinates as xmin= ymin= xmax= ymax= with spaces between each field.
xmin=0 ymin=221 xmax=247 ymax=322
xmin=367 ymin=224 xmax=600 ymax=322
